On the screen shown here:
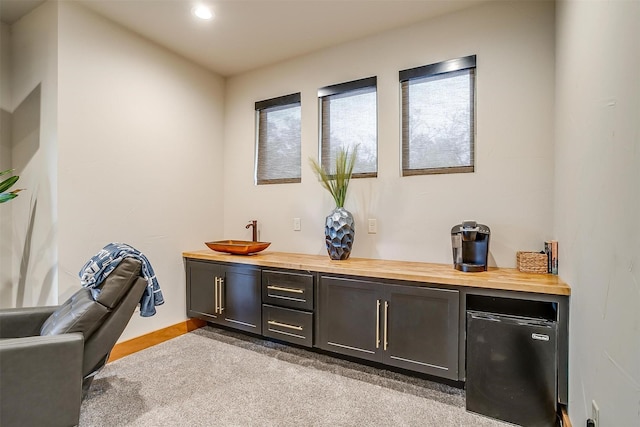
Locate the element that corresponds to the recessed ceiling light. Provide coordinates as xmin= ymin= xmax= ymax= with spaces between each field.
xmin=192 ymin=5 xmax=214 ymax=20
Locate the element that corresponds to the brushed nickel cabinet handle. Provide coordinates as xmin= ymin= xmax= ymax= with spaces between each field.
xmin=384 ymin=301 xmax=388 ymax=351
xmin=219 ymin=277 xmax=225 ymax=313
xmin=376 ymin=299 xmax=380 ymax=349
xmin=267 ymin=285 xmax=304 ymax=294
xmin=267 ymin=320 xmax=303 ymax=331
xmin=214 ymin=277 xmax=219 ymax=314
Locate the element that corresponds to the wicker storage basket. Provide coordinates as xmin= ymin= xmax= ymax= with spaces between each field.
xmin=516 ymin=251 xmax=548 ymax=274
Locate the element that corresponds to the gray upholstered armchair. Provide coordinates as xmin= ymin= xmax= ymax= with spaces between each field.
xmin=0 ymin=258 xmax=147 ymax=427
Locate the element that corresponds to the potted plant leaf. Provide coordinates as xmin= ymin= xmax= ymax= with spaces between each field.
xmin=0 ymin=169 xmax=23 ymax=203
xmin=309 ymin=146 xmax=358 ymax=260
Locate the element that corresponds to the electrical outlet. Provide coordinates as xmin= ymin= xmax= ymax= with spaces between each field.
xmin=592 ymin=400 xmax=600 ymax=427
xmin=368 ymin=219 xmax=377 ymax=234
xmin=293 ymin=217 xmax=301 ymax=231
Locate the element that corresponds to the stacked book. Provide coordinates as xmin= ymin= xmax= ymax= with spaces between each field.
xmin=544 ymin=240 xmax=558 ymax=275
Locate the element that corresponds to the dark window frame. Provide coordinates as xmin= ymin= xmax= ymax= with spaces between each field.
xmin=318 ymin=77 xmax=378 ymax=179
xmin=255 ymin=92 xmax=302 ymax=185
xmin=400 ymin=55 xmax=476 ymax=176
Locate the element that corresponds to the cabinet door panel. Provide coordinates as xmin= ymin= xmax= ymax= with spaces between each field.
xmin=385 ymin=286 xmax=459 ymax=379
xmin=317 ymin=276 xmax=382 ymax=362
xmin=222 ymin=266 xmax=262 ymax=334
xmin=187 ymin=261 xmax=221 ymax=321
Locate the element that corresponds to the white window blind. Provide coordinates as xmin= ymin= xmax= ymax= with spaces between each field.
xmin=400 ymin=55 xmax=476 ymax=176
xmin=255 ymin=93 xmax=301 ymax=185
xmin=319 ymin=77 xmax=377 ymax=178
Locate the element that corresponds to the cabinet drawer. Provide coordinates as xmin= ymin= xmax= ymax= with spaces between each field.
xmin=262 ymin=270 xmax=314 ymax=310
xmin=262 ymin=304 xmax=313 ymax=347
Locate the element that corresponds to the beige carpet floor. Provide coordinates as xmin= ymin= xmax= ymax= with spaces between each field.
xmin=79 ymin=326 xmax=512 ymax=426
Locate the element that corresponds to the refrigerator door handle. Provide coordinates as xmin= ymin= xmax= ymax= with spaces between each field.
xmin=468 ymin=312 xmax=501 ymax=322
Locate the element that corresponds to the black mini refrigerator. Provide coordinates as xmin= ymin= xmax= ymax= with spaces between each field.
xmin=466 ymin=305 xmax=558 ymax=427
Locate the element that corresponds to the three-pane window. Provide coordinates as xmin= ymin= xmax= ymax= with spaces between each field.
xmin=254 ymin=57 xmax=476 ymax=184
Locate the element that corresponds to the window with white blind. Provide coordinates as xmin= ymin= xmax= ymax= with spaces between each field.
xmin=318 ymin=77 xmax=377 ymax=178
xmin=400 ymin=55 xmax=476 ymax=176
xmin=255 ymin=93 xmax=301 ymax=185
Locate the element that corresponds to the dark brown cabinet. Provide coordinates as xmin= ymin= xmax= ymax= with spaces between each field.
xmin=186 ymin=259 xmax=262 ymax=335
xmin=317 ymin=275 xmax=460 ymax=380
xmin=261 ymin=269 xmax=315 ymax=347
xmin=384 ymin=284 xmax=459 ymax=379
xmin=184 ymin=253 xmax=568 ymax=405
xmin=317 ymin=276 xmax=381 ymax=361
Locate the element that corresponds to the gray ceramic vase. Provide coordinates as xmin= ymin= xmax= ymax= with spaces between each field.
xmin=325 ymin=207 xmax=355 ymax=260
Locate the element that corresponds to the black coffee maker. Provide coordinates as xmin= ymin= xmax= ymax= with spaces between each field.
xmin=451 ymin=221 xmax=490 ymax=272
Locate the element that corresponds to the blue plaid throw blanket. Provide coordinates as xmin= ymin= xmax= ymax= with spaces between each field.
xmin=79 ymin=243 xmax=164 ymax=317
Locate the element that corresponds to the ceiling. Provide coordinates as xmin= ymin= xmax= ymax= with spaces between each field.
xmin=1 ymin=0 xmax=486 ymax=77
xmin=0 ymin=0 xmax=47 ymax=24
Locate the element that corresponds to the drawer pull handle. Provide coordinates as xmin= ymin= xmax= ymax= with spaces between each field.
xmin=383 ymin=301 xmax=388 ymax=351
xmin=219 ymin=277 xmax=224 ymax=313
xmin=267 ymin=285 xmax=304 ymax=294
xmin=376 ymin=299 xmax=380 ymax=349
xmin=267 ymin=320 xmax=303 ymax=331
xmin=214 ymin=277 xmax=220 ymax=314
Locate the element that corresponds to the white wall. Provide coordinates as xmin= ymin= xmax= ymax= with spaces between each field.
xmin=0 ymin=23 xmax=11 ymax=303
xmin=57 ymin=2 xmax=225 ymax=340
xmin=555 ymin=1 xmax=640 ymax=425
xmin=223 ymin=0 xmax=555 ymax=267
xmin=2 ymin=1 xmax=58 ymax=308
xmin=0 ymin=22 xmax=10 ymax=111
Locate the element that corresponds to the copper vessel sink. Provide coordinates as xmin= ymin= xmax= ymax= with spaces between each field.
xmin=205 ymin=240 xmax=271 ymax=255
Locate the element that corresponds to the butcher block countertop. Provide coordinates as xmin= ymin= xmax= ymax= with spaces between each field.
xmin=183 ymin=250 xmax=570 ymax=296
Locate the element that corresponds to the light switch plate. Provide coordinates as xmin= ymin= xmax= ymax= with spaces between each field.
xmin=592 ymin=400 xmax=599 ymax=427
xmin=293 ymin=218 xmax=301 ymax=231
xmin=368 ymin=219 xmax=377 ymax=234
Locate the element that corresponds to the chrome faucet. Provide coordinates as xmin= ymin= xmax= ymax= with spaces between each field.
xmin=246 ymin=220 xmax=258 ymax=242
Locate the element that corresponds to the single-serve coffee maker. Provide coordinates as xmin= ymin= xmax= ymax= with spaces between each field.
xmin=451 ymin=221 xmax=490 ymax=272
